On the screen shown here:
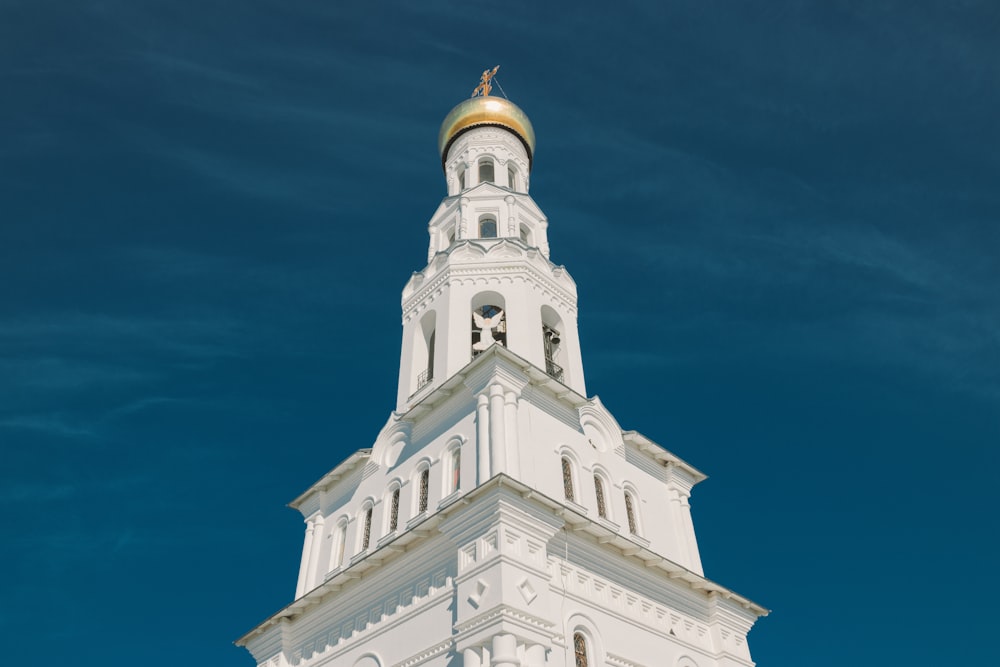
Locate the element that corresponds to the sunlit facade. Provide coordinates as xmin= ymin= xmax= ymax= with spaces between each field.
xmin=237 ymin=85 xmax=766 ymax=667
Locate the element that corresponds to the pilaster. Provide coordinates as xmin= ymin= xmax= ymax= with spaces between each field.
xmin=438 ymin=483 xmax=563 ymax=660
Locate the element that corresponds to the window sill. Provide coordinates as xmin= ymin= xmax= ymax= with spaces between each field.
xmin=596 ymin=517 xmax=621 ymax=532
xmin=406 ymin=512 xmax=428 ymax=529
xmin=438 ymin=489 xmax=462 ymax=509
xmin=628 ymin=532 xmax=650 ymax=548
xmin=563 ymin=499 xmax=588 ymax=515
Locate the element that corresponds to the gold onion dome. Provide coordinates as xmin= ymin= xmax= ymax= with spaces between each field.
xmin=438 ymin=96 xmax=536 ymax=170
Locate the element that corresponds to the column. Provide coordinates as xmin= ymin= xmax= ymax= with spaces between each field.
xmin=524 ymin=643 xmax=546 ymax=667
xmin=504 ymin=390 xmax=520 ymax=477
xmin=679 ymin=490 xmax=704 ymax=575
xmin=667 ymin=486 xmax=688 ymax=566
xmin=305 ymin=514 xmax=325 ymax=590
xmin=295 ymin=516 xmax=316 ymax=597
xmin=477 ymin=393 xmax=490 ymax=484
xmin=489 ymin=384 xmax=506 ymax=475
xmin=459 ymin=196 xmax=470 ymax=239
xmin=505 ymin=194 xmax=517 ymax=236
xmin=492 ymin=635 xmax=518 ymax=667
xmin=463 ymin=647 xmax=483 ymax=667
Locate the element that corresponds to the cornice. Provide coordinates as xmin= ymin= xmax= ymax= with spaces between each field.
xmin=622 ymin=431 xmax=707 ymax=485
xmin=288 ymin=450 xmax=372 ymax=511
xmin=392 ymin=638 xmax=453 ymax=667
xmin=402 ymin=241 xmax=577 ymax=318
xmin=452 ymin=604 xmax=557 ymax=637
xmin=432 ymin=186 xmax=543 ymax=224
xmin=238 ymin=472 xmax=766 ymax=649
xmin=401 ymin=345 xmax=589 ymax=421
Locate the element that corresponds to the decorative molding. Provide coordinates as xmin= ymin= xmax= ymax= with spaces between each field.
xmin=292 ymin=568 xmax=452 ymax=665
xmin=517 ymin=577 xmax=537 ymax=605
xmin=391 ymin=639 xmax=453 ymax=667
xmin=402 ymin=246 xmax=578 ymax=318
xmin=607 ymin=654 xmax=646 ymax=667
xmin=451 ymin=604 xmax=556 ymax=636
xmin=552 ymin=560 xmax=713 ymax=652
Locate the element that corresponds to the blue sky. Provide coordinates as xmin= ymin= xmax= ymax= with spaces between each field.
xmin=2 ymin=1 xmax=998 ymax=665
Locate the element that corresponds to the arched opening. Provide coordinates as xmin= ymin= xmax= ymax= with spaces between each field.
xmin=594 ymin=474 xmax=608 ymax=519
xmin=519 ymin=223 xmax=532 ymax=246
xmin=471 ymin=291 xmax=507 ymax=357
xmin=448 ymin=445 xmax=461 ymax=495
xmin=479 ymin=215 xmax=497 ymax=238
xmin=417 ymin=466 xmax=430 ymax=514
xmin=328 ymin=518 xmax=347 ymax=572
xmin=507 ymin=164 xmax=518 ymax=190
xmin=478 ymin=157 xmax=494 ymax=184
xmin=457 ymin=165 xmax=466 ymax=192
xmin=624 ymin=489 xmax=640 ymax=535
xmin=359 ymin=504 xmax=373 ymax=551
xmin=573 ymin=632 xmax=589 ymax=667
xmin=561 ymin=456 xmax=576 ymax=502
xmin=387 ymin=485 xmax=401 ymax=532
xmin=413 ymin=311 xmax=436 ymax=393
xmin=541 ymin=305 xmax=565 ymax=382
xmin=447 ymin=226 xmax=456 ymax=246
xmin=425 ymin=330 xmax=435 ymax=381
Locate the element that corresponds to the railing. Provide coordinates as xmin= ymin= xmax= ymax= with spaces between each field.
xmin=417 ymin=369 xmax=432 ymax=390
xmin=545 ymin=358 xmax=564 ymax=381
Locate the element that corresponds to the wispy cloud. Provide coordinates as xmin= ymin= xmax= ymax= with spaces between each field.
xmin=136 ymin=50 xmax=264 ymax=90
xmin=572 ymin=194 xmax=999 ymax=400
xmin=0 ymin=311 xmax=248 ymax=440
xmin=0 ymin=481 xmax=79 ymax=504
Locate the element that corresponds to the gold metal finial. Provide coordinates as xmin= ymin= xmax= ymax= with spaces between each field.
xmin=471 ymin=66 xmax=500 ymax=98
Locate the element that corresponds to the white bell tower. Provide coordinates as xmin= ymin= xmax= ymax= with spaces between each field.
xmin=396 ymin=94 xmax=585 ymax=410
xmin=238 ymin=71 xmax=767 ymax=667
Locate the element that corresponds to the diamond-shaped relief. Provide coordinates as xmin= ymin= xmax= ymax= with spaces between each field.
xmin=517 ymin=577 xmax=537 ymax=604
xmin=468 ymin=579 xmax=488 ymax=609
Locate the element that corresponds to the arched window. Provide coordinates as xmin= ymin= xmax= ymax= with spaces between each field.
xmin=507 ymin=165 xmax=518 ymax=190
xmin=450 ymin=447 xmax=461 ymax=494
xmin=418 ymin=467 xmax=430 ymax=514
xmin=624 ymin=490 xmax=639 ymax=535
xmin=479 ymin=216 xmax=497 ymax=238
xmin=447 ymin=227 xmax=456 ymax=246
xmin=360 ymin=506 xmax=373 ymax=551
xmin=457 ymin=165 xmax=466 ymax=191
xmin=478 ymin=158 xmax=494 ymax=184
xmin=594 ymin=475 xmax=608 ymax=519
xmin=573 ymin=632 xmax=589 ymax=667
xmin=561 ymin=457 xmax=575 ymax=502
xmin=519 ymin=224 xmax=531 ymax=245
xmin=388 ymin=487 xmax=400 ymax=532
xmin=328 ymin=520 xmax=347 ymax=572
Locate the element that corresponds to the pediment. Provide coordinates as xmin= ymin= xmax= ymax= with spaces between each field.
xmin=578 ymin=397 xmax=626 ymax=455
xmin=371 ymin=413 xmax=411 ymax=469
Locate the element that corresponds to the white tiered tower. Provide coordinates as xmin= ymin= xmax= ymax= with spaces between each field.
xmin=237 ymin=83 xmax=767 ymax=667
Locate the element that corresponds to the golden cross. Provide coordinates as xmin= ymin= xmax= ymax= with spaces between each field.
xmin=471 ymin=66 xmax=500 ymax=98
